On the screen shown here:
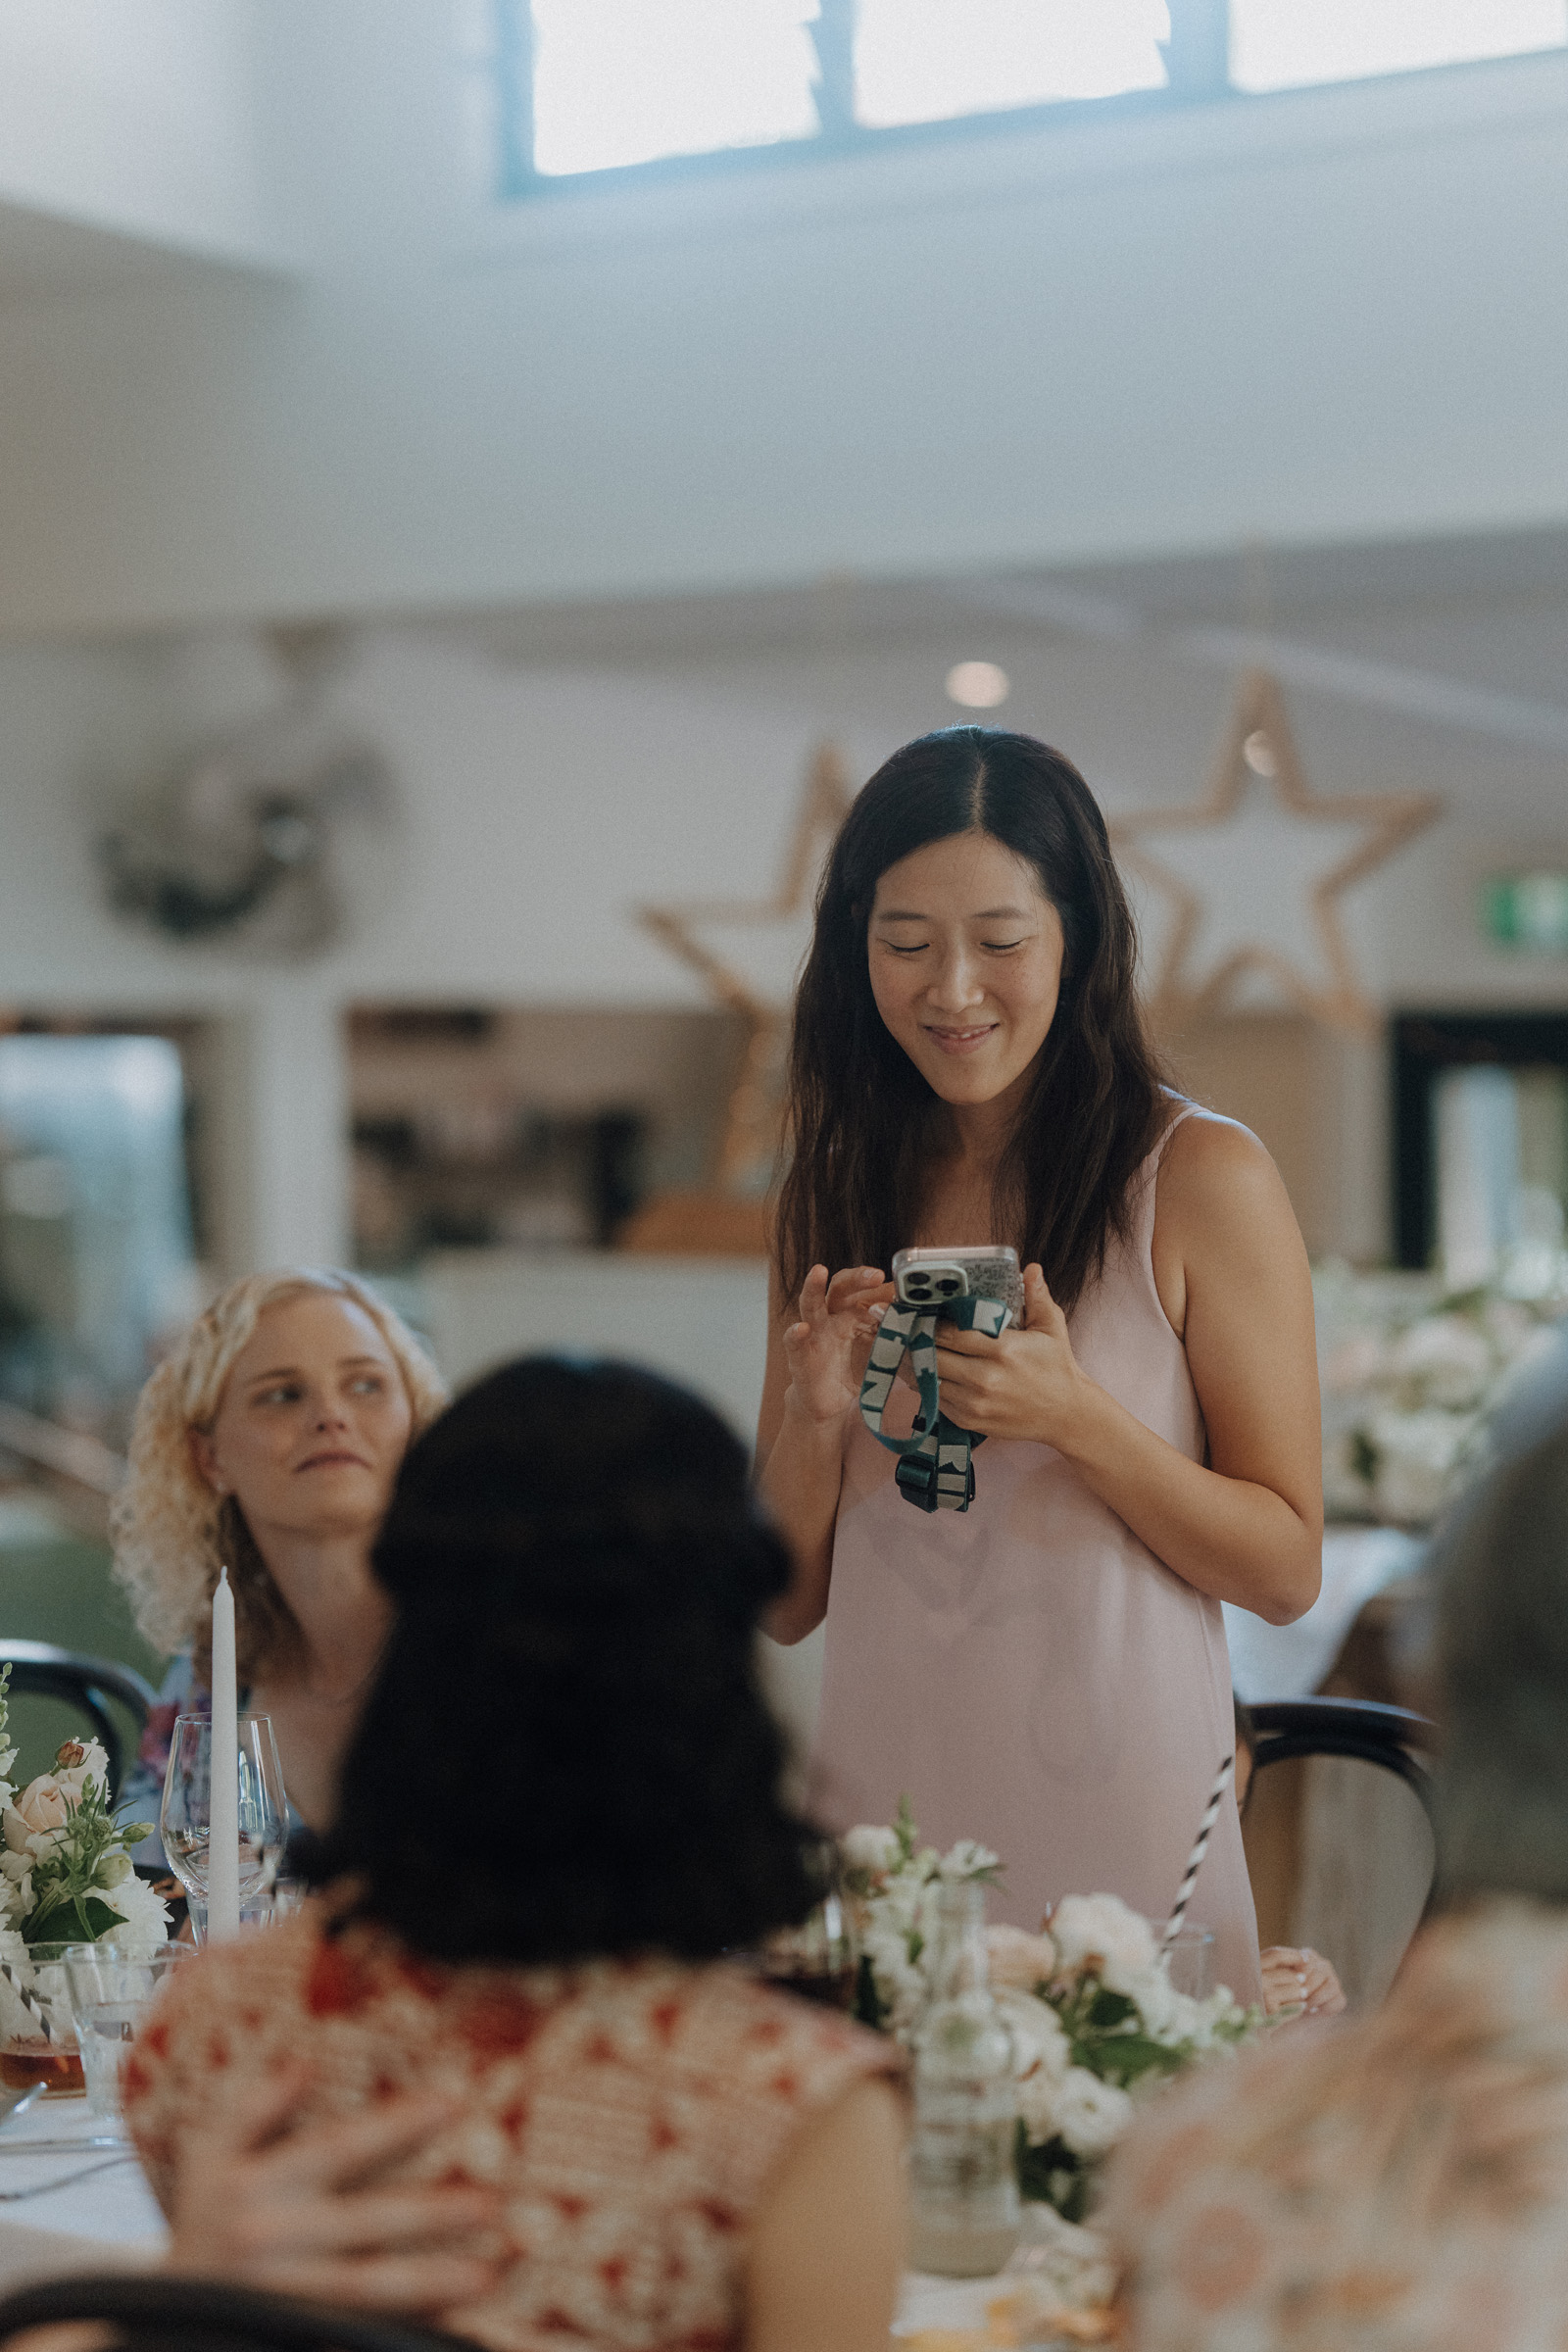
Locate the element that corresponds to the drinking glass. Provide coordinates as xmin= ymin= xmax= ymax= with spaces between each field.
xmin=759 ymin=1840 xmax=858 ymax=2012
xmin=159 ymin=1715 xmax=288 ymax=1930
xmin=0 ymin=1944 xmax=88 ymax=2097
xmin=63 ymin=1942 xmax=194 ymax=2120
xmin=1162 ymin=1926 xmax=1215 ymax=1999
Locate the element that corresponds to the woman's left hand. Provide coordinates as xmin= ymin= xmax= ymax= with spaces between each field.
xmin=932 ymin=1264 xmax=1091 ymax=1446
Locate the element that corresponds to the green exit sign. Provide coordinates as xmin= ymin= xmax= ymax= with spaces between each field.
xmin=1480 ymin=872 xmax=1568 ymax=954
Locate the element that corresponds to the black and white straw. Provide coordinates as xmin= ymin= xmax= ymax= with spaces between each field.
xmin=0 ymin=1955 xmax=54 ymax=2042
xmin=1161 ymin=1752 xmax=1235 ymax=1956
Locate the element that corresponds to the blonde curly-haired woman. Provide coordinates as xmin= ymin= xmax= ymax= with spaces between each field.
xmin=114 ymin=1269 xmax=447 ymax=1838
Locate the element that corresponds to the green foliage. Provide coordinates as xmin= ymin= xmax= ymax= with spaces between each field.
xmin=1015 ymin=2125 xmax=1090 ymax=2224
xmin=853 ymin=1952 xmax=889 ymax=2033
xmin=20 ymin=1775 xmax=130 ymax=1947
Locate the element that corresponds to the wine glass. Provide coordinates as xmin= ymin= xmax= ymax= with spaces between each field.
xmin=759 ymin=1839 xmax=858 ymax=2012
xmin=160 ymin=1715 xmax=289 ymax=1925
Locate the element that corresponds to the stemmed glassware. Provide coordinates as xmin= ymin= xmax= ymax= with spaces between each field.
xmin=759 ymin=1839 xmax=858 ymax=2012
xmin=159 ymin=1716 xmax=288 ymax=1930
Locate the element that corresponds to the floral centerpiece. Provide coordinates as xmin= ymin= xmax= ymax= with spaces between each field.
xmin=1315 ymin=1260 xmax=1568 ymax=1526
xmin=0 ymin=1666 xmax=167 ymax=2048
xmin=842 ymin=1803 xmax=1257 ymax=2228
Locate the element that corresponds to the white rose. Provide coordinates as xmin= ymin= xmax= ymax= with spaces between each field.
xmin=1016 ymin=2067 xmax=1064 ymax=2143
xmin=995 ymin=1985 xmax=1069 ymax=2083
xmin=1053 ymin=2068 xmax=1133 ymax=2159
xmin=92 ymin=1868 xmax=169 ymax=1956
xmin=841 ymin=1825 xmax=901 ymax=1877
xmin=1050 ymin=1893 xmax=1156 ymax=1992
xmin=987 ymin=1924 xmax=1057 ymax=1989
xmin=940 ymin=1838 xmax=1000 ymax=1883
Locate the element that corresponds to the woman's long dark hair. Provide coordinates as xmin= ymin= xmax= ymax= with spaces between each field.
xmin=315 ymin=1357 xmax=818 ymax=1963
xmin=777 ymin=726 xmax=1168 ymax=1313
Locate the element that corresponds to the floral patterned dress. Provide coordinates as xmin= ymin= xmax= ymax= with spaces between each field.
xmin=122 ymin=1903 xmax=902 ymax=2352
xmin=1103 ymin=1899 xmax=1568 ymax=2351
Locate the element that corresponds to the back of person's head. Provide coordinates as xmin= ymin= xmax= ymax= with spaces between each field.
xmin=1435 ymin=1422 xmax=1568 ymax=1906
xmin=320 ymin=1355 xmax=817 ymax=1964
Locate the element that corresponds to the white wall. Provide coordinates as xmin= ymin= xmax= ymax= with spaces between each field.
xmin=2 ymin=617 xmax=1564 ymax=1287
xmin=1 ymin=15 xmax=1567 ymax=629
xmin=0 ymin=0 xmax=289 ymax=266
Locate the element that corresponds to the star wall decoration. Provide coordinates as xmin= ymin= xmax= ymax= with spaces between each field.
xmin=1109 ymin=670 xmax=1442 ymax=1038
xmin=637 ymin=741 xmax=853 ymax=1196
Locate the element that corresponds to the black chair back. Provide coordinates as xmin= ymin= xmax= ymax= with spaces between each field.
xmin=0 ymin=1640 xmax=157 ymax=1803
xmin=1247 ymin=1695 xmax=1437 ymax=1816
xmin=1244 ymin=1695 xmax=1439 ymax=2009
xmin=0 ymin=2272 xmax=474 ymax=2352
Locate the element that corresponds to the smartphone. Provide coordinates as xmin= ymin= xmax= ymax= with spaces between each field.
xmin=892 ymin=1245 xmax=1024 ymax=1325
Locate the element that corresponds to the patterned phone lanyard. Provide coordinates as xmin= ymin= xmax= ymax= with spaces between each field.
xmin=858 ymin=1293 xmax=1013 ymax=1513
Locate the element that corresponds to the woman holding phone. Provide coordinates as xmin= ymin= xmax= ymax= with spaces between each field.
xmin=758 ymin=727 xmax=1322 ymax=2000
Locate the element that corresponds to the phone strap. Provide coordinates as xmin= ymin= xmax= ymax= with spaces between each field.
xmin=858 ymin=1293 xmax=1012 ymax=1513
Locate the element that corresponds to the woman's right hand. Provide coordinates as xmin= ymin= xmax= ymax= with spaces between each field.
xmin=164 ymin=2061 xmax=506 ymax=2315
xmin=781 ymin=1266 xmax=892 ymax=1428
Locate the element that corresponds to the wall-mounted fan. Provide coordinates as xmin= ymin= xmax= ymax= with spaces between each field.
xmin=97 ymin=624 xmax=397 ymax=958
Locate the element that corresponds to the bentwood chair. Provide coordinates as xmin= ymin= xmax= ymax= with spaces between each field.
xmin=1244 ymin=1696 xmax=1440 ymax=2009
xmin=0 ymin=1640 xmax=157 ymax=1803
xmin=1247 ymin=1696 xmax=1438 ymax=1819
xmin=0 ymin=2273 xmax=476 ymax=2352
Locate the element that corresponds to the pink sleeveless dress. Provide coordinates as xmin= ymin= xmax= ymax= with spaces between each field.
xmin=810 ymin=1110 xmax=1263 ymax=2007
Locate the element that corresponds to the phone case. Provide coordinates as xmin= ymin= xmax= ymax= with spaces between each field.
xmin=892 ymin=1246 xmax=1025 ymax=1324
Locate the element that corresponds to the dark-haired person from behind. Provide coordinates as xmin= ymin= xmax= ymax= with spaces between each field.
xmin=122 ymin=1359 xmax=906 ymax=2352
xmin=760 ymin=729 xmax=1323 ymax=2004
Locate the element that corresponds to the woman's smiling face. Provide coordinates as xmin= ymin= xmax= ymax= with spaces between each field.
xmin=867 ymin=830 xmax=1066 ymax=1113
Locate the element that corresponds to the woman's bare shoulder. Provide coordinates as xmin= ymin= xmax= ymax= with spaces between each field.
xmin=1152 ymin=1106 xmax=1304 ymax=1288
xmin=1157 ymin=1104 xmax=1287 ymax=1205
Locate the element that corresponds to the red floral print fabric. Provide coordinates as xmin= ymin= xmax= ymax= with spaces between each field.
xmin=1103 ymin=1900 xmax=1568 ymax=2351
xmin=123 ymin=1905 xmax=898 ymax=2352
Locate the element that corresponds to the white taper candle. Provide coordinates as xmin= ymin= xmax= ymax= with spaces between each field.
xmin=208 ymin=1567 xmax=241 ymax=1942
xmin=1161 ymin=1752 xmax=1235 ymax=1955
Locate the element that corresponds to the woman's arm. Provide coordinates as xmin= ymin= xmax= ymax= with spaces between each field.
xmin=756 ymin=1264 xmax=891 ymax=1645
xmin=743 ymin=2076 xmax=906 ymax=2352
xmin=932 ymin=1116 xmax=1322 ymax=1625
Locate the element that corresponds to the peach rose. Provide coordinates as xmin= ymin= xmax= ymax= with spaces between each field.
xmin=3 ymin=1775 xmax=72 ymax=1853
xmin=986 ymin=1922 xmax=1057 ymax=1988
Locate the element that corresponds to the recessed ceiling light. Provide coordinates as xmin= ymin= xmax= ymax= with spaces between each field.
xmin=1242 ymin=729 xmax=1277 ymax=777
xmin=946 ymin=660 xmax=1009 ymax=710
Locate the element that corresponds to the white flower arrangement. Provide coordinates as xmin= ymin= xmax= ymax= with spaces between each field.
xmin=843 ymin=1808 xmax=1257 ymax=2224
xmin=0 ymin=1664 xmax=167 ymax=2022
xmin=1316 ymin=1262 xmax=1568 ymax=1527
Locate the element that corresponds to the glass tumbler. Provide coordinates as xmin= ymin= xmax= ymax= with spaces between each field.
xmin=64 ymin=1941 xmax=194 ymax=2120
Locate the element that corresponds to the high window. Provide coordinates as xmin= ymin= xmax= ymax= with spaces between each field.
xmin=470 ymin=0 xmax=1568 ymax=195
xmin=1230 ymin=0 xmax=1568 ymax=93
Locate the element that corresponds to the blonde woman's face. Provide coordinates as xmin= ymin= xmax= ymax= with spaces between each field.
xmin=191 ymin=1294 xmax=414 ymax=1545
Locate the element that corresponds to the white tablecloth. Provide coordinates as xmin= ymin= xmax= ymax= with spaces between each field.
xmin=0 ymin=2096 xmax=165 ymax=2294
xmin=0 ymin=2102 xmax=1051 ymax=2339
xmin=1223 ymin=1526 xmax=1425 ymax=1702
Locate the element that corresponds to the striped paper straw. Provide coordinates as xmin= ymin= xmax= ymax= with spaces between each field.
xmin=0 ymin=1956 xmax=55 ymax=2042
xmin=1161 ymin=1752 xmax=1235 ymax=1955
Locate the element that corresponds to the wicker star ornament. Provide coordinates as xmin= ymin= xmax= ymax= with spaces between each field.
xmin=1110 ymin=671 xmax=1442 ymax=1038
xmin=621 ymin=743 xmax=852 ymax=1250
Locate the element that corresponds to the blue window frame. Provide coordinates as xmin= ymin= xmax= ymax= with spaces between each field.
xmin=468 ymin=0 xmax=1568 ymax=200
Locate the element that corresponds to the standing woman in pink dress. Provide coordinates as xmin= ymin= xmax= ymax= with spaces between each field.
xmin=758 ymin=727 xmax=1322 ymax=2003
